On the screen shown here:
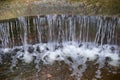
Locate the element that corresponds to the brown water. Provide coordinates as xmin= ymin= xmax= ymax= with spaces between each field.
xmin=0 ymin=61 xmax=120 ymax=80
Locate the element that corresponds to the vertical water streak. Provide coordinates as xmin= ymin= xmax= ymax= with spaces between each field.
xmin=9 ymin=21 xmax=14 ymax=47
xmin=61 ymin=14 xmax=66 ymax=42
xmin=0 ymin=22 xmax=10 ymax=48
xmin=94 ymin=16 xmax=103 ymax=44
xmin=78 ymin=16 xmax=83 ymax=43
xmin=52 ymin=14 xmax=58 ymax=43
xmin=64 ymin=15 xmax=69 ymax=41
xmin=0 ymin=15 xmax=119 ymax=48
xmin=68 ymin=15 xmax=73 ymax=41
xmin=35 ymin=16 xmax=42 ymax=43
xmin=47 ymin=15 xmax=53 ymax=42
xmin=86 ymin=16 xmax=90 ymax=42
xmin=18 ymin=17 xmax=28 ymax=51
xmin=100 ymin=17 xmax=107 ymax=45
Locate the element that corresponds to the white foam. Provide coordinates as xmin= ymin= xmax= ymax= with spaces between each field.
xmin=0 ymin=42 xmax=120 ymax=79
xmin=2 ymin=48 xmax=10 ymax=53
xmin=22 ymin=51 xmax=33 ymax=63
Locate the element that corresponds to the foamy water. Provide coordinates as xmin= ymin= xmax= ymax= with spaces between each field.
xmin=0 ymin=14 xmax=120 ymax=80
xmin=0 ymin=42 xmax=119 ymax=80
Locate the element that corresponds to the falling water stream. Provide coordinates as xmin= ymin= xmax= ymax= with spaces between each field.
xmin=0 ymin=14 xmax=120 ymax=80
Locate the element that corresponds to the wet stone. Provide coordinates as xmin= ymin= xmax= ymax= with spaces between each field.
xmin=36 ymin=46 xmax=41 ymax=53
xmin=67 ymin=57 xmax=73 ymax=63
xmin=55 ymin=45 xmax=60 ymax=50
xmin=10 ymin=51 xmax=17 ymax=56
xmin=46 ymin=47 xmax=49 ymax=51
xmin=28 ymin=46 xmax=34 ymax=53
xmin=79 ymin=44 xmax=83 ymax=47
xmin=55 ymin=44 xmax=63 ymax=50
xmin=1 ymin=53 xmax=11 ymax=62
xmin=105 ymin=57 xmax=112 ymax=62
xmin=13 ymin=48 xmax=21 ymax=52
xmin=110 ymin=46 xmax=115 ymax=52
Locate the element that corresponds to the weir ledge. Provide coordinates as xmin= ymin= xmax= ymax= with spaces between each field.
xmin=0 ymin=0 xmax=120 ymax=20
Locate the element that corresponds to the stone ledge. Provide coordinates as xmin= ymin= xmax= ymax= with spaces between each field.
xmin=0 ymin=0 xmax=120 ymax=20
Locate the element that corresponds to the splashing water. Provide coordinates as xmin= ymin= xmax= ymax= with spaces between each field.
xmin=0 ymin=14 xmax=120 ymax=80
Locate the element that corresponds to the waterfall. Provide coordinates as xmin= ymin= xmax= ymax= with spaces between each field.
xmin=0 ymin=15 xmax=119 ymax=48
xmin=0 ymin=14 xmax=120 ymax=80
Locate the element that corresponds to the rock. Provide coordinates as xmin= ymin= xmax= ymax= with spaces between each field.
xmin=28 ymin=46 xmax=34 ymax=53
xmin=13 ymin=48 xmax=21 ymax=52
xmin=79 ymin=44 xmax=83 ymax=47
xmin=0 ymin=0 xmax=120 ymax=20
xmin=110 ymin=46 xmax=115 ymax=52
xmin=36 ymin=46 xmax=41 ymax=53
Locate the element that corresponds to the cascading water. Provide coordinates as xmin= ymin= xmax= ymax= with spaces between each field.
xmin=0 ymin=14 xmax=120 ymax=80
